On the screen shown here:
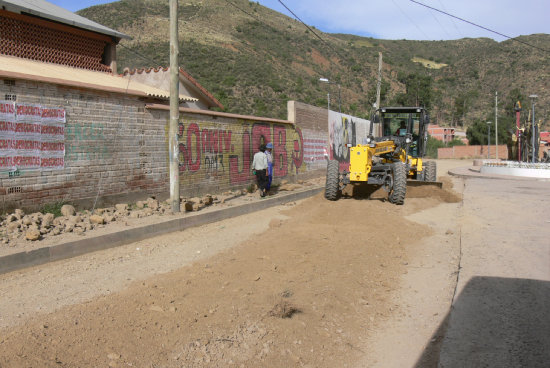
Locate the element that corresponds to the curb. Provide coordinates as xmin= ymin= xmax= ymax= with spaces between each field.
xmin=0 ymin=187 xmax=324 ymax=275
xmin=448 ymin=167 xmax=548 ymax=181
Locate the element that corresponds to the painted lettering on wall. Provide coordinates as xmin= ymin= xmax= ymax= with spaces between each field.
xmin=0 ymin=101 xmax=65 ymax=172
xmin=65 ymin=123 xmax=109 ymax=161
xmin=176 ymin=120 xmax=304 ymax=185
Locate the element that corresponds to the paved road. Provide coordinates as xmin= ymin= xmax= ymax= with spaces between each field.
xmin=436 ymin=177 xmax=550 ymax=367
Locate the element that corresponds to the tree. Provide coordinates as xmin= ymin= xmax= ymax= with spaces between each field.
xmin=394 ymin=72 xmax=433 ymax=109
xmin=466 ymin=120 xmax=489 ymax=145
xmin=451 ymin=90 xmax=479 ymax=127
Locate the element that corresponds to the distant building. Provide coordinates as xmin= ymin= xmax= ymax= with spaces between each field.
xmin=428 ymin=124 xmax=455 ymax=144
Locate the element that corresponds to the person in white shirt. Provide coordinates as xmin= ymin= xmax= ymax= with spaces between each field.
xmin=251 ymin=144 xmax=268 ymax=197
xmin=265 ymin=142 xmax=274 ymax=194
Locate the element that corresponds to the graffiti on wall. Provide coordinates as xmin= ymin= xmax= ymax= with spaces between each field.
xmin=65 ymin=123 xmax=109 ymax=161
xmin=176 ymin=120 xmax=304 ymax=184
xmin=328 ymin=111 xmax=370 ymax=169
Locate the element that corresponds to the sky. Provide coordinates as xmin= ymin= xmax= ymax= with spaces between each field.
xmin=48 ymin=0 xmax=549 ymax=42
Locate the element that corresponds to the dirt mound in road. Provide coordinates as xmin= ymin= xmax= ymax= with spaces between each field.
xmin=0 ymin=191 xmax=453 ymax=368
xmin=343 ymin=176 xmax=461 ymax=204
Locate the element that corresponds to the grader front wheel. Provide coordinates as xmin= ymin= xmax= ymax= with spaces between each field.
xmin=324 ymin=160 xmax=341 ymax=201
xmin=424 ymin=161 xmax=437 ymax=182
xmin=388 ymin=162 xmax=407 ymax=205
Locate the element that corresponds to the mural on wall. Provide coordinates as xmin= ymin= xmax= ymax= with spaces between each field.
xmin=0 ymin=101 xmax=65 ymax=173
xmin=175 ymin=119 xmax=304 ymax=185
xmin=328 ymin=111 xmax=370 ymax=170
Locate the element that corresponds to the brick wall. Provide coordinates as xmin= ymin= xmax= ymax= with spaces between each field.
xmin=438 ymin=145 xmax=509 ymax=159
xmin=287 ymin=101 xmax=329 ymax=175
xmin=147 ymin=106 xmax=307 ymax=197
xmin=1 ymin=79 xmax=168 ymax=212
xmin=288 ymin=101 xmax=327 ymax=131
xmin=1 ymin=81 xmax=328 ymax=211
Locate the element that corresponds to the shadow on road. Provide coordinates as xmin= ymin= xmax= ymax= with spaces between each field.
xmin=415 ymin=276 xmax=550 ymax=368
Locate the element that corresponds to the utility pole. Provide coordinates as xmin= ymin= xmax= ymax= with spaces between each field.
xmin=375 ymin=52 xmax=382 ymax=110
xmin=169 ymin=0 xmax=180 ymax=212
xmin=529 ymin=95 xmax=538 ymax=163
xmin=495 ymin=91 xmax=498 ymax=159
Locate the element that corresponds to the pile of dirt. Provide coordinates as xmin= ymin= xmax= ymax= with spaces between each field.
xmin=342 ymin=177 xmax=461 ymax=204
xmin=0 ymin=185 xmax=462 ymax=367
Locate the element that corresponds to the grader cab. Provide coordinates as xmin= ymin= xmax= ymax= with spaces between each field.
xmin=325 ymin=107 xmax=440 ymax=204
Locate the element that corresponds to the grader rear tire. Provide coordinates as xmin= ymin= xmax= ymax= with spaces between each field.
xmin=324 ymin=160 xmax=341 ymax=201
xmin=388 ymin=162 xmax=407 ymax=205
xmin=424 ymin=161 xmax=437 ymax=182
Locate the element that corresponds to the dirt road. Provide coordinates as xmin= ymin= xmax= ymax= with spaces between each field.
xmin=0 ymin=159 xmax=520 ymax=367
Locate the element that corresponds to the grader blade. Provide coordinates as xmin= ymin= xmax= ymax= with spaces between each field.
xmin=406 ymin=180 xmax=443 ymax=188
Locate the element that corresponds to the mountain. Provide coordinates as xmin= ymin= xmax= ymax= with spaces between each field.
xmin=78 ymin=0 xmax=550 ymax=130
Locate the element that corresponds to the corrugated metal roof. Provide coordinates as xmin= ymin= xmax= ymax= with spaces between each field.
xmin=0 ymin=55 xmax=197 ymax=102
xmin=0 ymin=0 xmax=130 ymax=40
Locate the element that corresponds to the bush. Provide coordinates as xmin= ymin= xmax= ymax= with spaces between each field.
xmin=426 ymin=135 xmax=446 ymax=158
xmin=40 ymin=201 xmax=66 ymax=218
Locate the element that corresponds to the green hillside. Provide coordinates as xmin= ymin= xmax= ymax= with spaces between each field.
xmin=78 ymin=0 xmax=550 ymax=130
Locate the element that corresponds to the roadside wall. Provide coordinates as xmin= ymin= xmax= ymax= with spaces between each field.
xmin=438 ymin=145 xmax=508 ymax=159
xmin=148 ymin=105 xmax=306 ymax=197
xmin=328 ymin=110 xmax=371 ymax=171
xmin=0 ymin=79 xmax=167 ymax=212
xmin=0 ymin=82 xmax=326 ymax=211
xmin=287 ymin=101 xmax=329 ymax=176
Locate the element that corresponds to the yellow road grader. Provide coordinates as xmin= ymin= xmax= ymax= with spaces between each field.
xmin=325 ymin=107 xmax=440 ymax=204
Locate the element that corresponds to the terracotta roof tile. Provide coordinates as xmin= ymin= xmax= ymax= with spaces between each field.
xmin=122 ymin=66 xmax=224 ymax=110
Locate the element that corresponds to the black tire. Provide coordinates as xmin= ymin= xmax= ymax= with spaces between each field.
xmin=388 ymin=162 xmax=407 ymax=205
xmin=324 ymin=160 xmax=341 ymax=201
xmin=424 ymin=161 xmax=437 ymax=182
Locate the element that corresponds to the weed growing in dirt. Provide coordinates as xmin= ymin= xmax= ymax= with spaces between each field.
xmin=246 ymin=184 xmax=256 ymax=193
xmin=40 ymin=201 xmax=66 ymax=218
xmin=269 ymin=301 xmax=300 ymax=318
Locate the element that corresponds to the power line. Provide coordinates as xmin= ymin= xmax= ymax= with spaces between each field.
xmin=437 ymin=0 xmax=464 ymax=38
xmin=410 ymin=0 xmax=550 ymax=53
xmin=222 ymin=0 xmax=263 ymax=23
xmin=118 ymin=42 xmax=161 ymax=67
xmin=276 ymin=0 xmax=349 ymax=63
xmin=391 ymin=0 xmax=429 ymax=39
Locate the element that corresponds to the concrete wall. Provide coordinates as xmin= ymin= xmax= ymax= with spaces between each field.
xmin=0 ymin=81 xmax=328 ymax=211
xmin=438 ymin=145 xmax=509 ymax=159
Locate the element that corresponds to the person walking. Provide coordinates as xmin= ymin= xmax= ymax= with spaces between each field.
xmin=252 ymin=144 xmax=268 ymax=197
xmin=265 ymin=142 xmax=274 ymax=194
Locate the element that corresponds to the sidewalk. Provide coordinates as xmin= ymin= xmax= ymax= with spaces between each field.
xmin=0 ymin=186 xmax=323 ymax=275
xmin=437 ymin=170 xmax=550 ymax=367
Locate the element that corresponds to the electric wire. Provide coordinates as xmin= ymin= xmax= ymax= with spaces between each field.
xmin=410 ymin=0 xmax=550 ymax=53
xmin=222 ymin=0 xmax=263 ymax=23
xmin=391 ymin=0 xmax=429 ymax=39
xmin=437 ymin=0 xmax=464 ymax=38
xmin=276 ymin=0 xmax=349 ymax=63
xmin=427 ymin=5 xmax=452 ymax=38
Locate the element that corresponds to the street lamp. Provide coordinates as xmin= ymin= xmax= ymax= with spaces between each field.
xmin=529 ymin=94 xmax=538 ymax=163
xmin=319 ymin=77 xmax=341 ymax=113
xmin=486 ymin=121 xmax=492 ymax=159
